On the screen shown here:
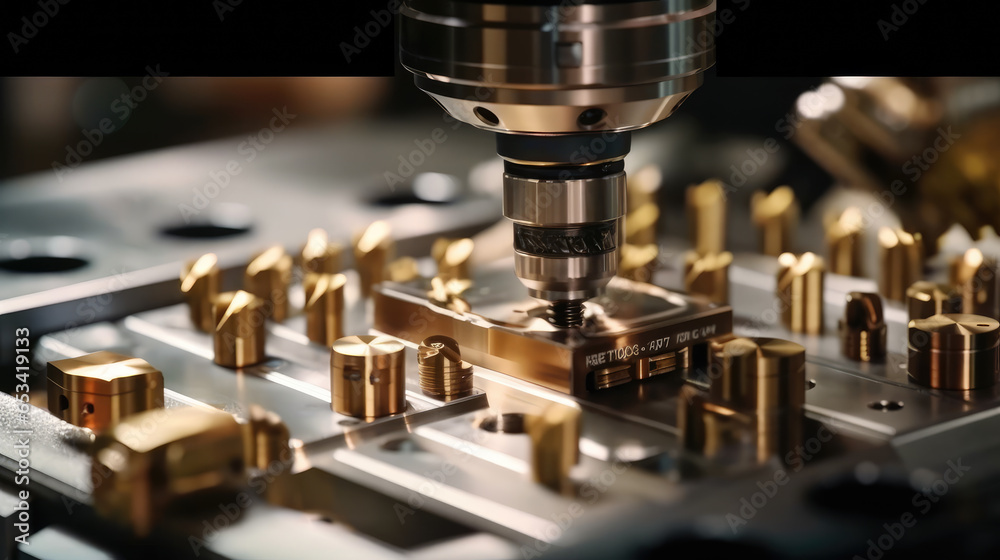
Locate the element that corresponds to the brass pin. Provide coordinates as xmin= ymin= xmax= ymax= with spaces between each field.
xmin=353 ymin=221 xmax=394 ymax=298
xmin=245 ymin=245 xmax=292 ymax=322
xmin=839 ymin=292 xmax=886 ymax=362
xmin=908 ymin=314 xmax=1000 ymax=390
xmin=301 ymin=228 xmax=342 ymax=276
xmin=388 ymin=257 xmax=420 ymax=283
xmin=826 ymin=207 xmax=864 ymax=276
xmin=433 ymin=237 xmax=475 ymax=285
xmin=526 ymin=404 xmax=581 ymax=494
xmin=950 ymin=248 xmax=1000 ymax=319
xmin=907 ymin=281 xmax=962 ymax=322
xmin=686 ymin=179 xmax=727 ymax=255
xmin=619 ymin=243 xmax=660 ymax=284
xmin=751 ymin=186 xmax=799 ymax=256
xmin=684 ymin=250 xmax=733 ymax=304
xmin=878 ymin=227 xmax=923 ymax=301
xmin=777 ymin=252 xmax=825 ymax=334
xmin=213 ymin=290 xmax=267 ymax=368
xmin=304 ymin=273 xmax=347 ymax=346
xmin=181 ymin=253 xmax=220 ymax=332
xmin=241 ymin=405 xmax=291 ymax=472
xmin=331 ymin=335 xmax=406 ymax=419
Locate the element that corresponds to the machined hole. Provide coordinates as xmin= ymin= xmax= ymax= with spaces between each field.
xmin=473 ymin=106 xmax=499 ymax=126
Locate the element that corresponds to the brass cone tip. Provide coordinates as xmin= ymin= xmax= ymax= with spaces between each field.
xmin=304 ymin=273 xmax=347 ymax=347
xmin=825 ymin=207 xmax=864 ymax=276
xmin=331 ymin=335 xmax=406 ymax=419
xmin=352 ymin=221 xmax=394 ymax=298
xmin=432 ymin=237 xmax=474 ymax=285
xmin=47 ymin=350 xmax=165 ymax=432
xmin=417 ymin=335 xmax=473 ymax=400
xmin=776 ymin=252 xmax=825 ymax=334
xmin=619 ymin=243 xmax=660 ymax=283
xmin=244 ymin=245 xmax=292 ymax=322
xmin=301 ymin=228 xmax=343 ymax=276
xmin=950 ymin=248 xmax=1000 ymax=319
xmin=180 ymin=253 xmax=220 ymax=332
xmin=686 ymin=179 xmax=727 ymax=255
xmin=526 ymin=404 xmax=581 ymax=494
xmin=839 ymin=292 xmax=887 ymax=362
xmin=212 ymin=290 xmax=267 ymax=368
xmin=908 ymin=313 xmax=1000 ymax=390
xmin=683 ymin=250 xmax=732 ymax=303
xmin=878 ymin=227 xmax=924 ymax=302
xmin=751 ymin=186 xmax=799 ymax=256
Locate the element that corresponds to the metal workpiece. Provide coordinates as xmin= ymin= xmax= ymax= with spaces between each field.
xmin=304 ymin=273 xmax=347 ymax=346
xmin=751 ymin=186 xmax=799 ymax=256
xmin=776 ymin=252 xmax=825 ymax=334
xmin=526 ymin=404 xmax=581 ymax=494
xmin=241 ymin=405 xmax=291 ymax=472
xmin=878 ymin=227 xmax=924 ymax=302
xmin=46 ymin=351 xmax=164 ymax=432
xmin=400 ymin=0 xmax=715 ymax=135
xmin=432 ymin=237 xmax=474 ymax=286
xmin=374 ymin=270 xmax=732 ymax=396
xmin=301 ymin=228 xmax=343 ymax=276
xmin=417 ymin=335 xmax=474 ymax=401
xmin=352 ymin=221 xmax=394 ymax=299
xmin=684 ymin=250 xmax=732 ymax=304
xmin=686 ymin=179 xmax=727 ymax=256
xmin=907 ymin=281 xmax=963 ymax=322
xmin=908 ymin=314 xmax=1000 ymax=390
xmin=180 ymin=253 xmax=220 ymax=332
xmin=839 ymin=292 xmax=887 ymax=362
xmin=331 ymin=335 xmax=407 ymax=419
xmin=826 ymin=207 xmax=864 ymax=276
xmin=244 ymin=245 xmax=293 ymax=322
xmin=212 ymin=290 xmax=268 ymax=368
xmin=950 ymin=248 xmax=1000 ymax=319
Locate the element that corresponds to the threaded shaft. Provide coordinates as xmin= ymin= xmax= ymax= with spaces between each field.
xmin=548 ymin=300 xmax=586 ymax=328
xmin=417 ymin=336 xmax=474 ymax=400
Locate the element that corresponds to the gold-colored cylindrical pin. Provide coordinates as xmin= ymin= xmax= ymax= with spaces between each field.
xmin=684 ymin=250 xmax=733 ymax=304
xmin=353 ymin=221 xmax=394 ymax=298
xmin=777 ymin=252 xmax=825 ymax=334
xmin=331 ymin=335 xmax=406 ymax=419
xmin=908 ymin=314 xmax=1000 ymax=390
xmin=826 ymin=207 xmax=864 ymax=276
xmin=619 ymin=243 xmax=659 ymax=284
xmin=686 ymin=179 xmax=727 ymax=256
xmin=950 ymin=248 xmax=1000 ymax=319
xmin=417 ymin=335 xmax=474 ymax=401
xmin=244 ymin=245 xmax=292 ymax=322
xmin=213 ymin=290 xmax=267 ymax=368
xmin=47 ymin=351 xmax=165 ymax=432
xmin=433 ymin=238 xmax=474 ymax=285
xmin=301 ymin=228 xmax=343 ymax=276
xmin=388 ymin=257 xmax=420 ymax=283
xmin=878 ymin=227 xmax=923 ymax=301
xmin=304 ymin=273 xmax=347 ymax=346
xmin=907 ymin=281 xmax=962 ymax=322
xmin=839 ymin=292 xmax=886 ymax=362
xmin=751 ymin=186 xmax=799 ymax=256
xmin=526 ymin=404 xmax=581 ymax=494
xmin=241 ymin=405 xmax=291 ymax=472
xmin=181 ymin=253 xmax=220 ymax=332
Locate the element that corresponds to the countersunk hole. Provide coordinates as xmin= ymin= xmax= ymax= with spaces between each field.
xmin=473 ymin=106 xmax=499 ymax=126
xmin=0 ymin=256 xmax=89 ymax=273
xmin=577 ymin=108 xmax=606 ymax=128
xmin=868 ymin=399 xmax=904 ymax=411
xmin=381 ymin=438 xmax=421 ymax=452
xmin=479 ymin=413 xmax=527 ymax=434
xmin=58 ymin=395 xmax=70 ymax=411
xmin=806 ymin=379 xmax=817 ymax=390
xmin=82 ymin=402 xmax=94 ymax=415
xmin=161 ymin=224 xmax=251 ymax=239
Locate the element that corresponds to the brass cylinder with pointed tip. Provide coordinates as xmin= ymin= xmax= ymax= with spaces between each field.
xmin=181 ymin=253 xmax=220 ymax=332
xmin=907 ymin=281 xmax=962 ymax=322
xmin=353 ymin=221 xmax=394 ymax=298
xmin=331 ymin=335 xmax=406 ymax=419
xmin=826 ymin=207 xmax=863 ymax=276
xmin=908 ymin=314 xmax=1000 ymax=390
xmin=433 ymin=238 xmax=474 ymax=284
xmin=950 ymin=248 xmax=1000 ymax=319
xmin=245 ymin=246 xmax=292 ymax=322
xmin=684 ymin=250 xmax=732 ymax=303
xmin=417 ymin=335 xmax=474 ymax=400
xmin=526 ymin=404 xmax=580 ymax=494
xmin=777 ymin=252 xmax=825 ymax=334
xmin=839 ymin=292 xmax=886 ymax=362
xmin=751 ymin=186 xmax=799 ymax=256
xmin=686 ymin=179 xmax=727 ymax=256
xmin=878 ymin=227 xmax=923 ymax=302
xmin=213 ymin=290 xmax=267 ymax=368
xmin=304 ymin=273 xmax=346 ymax=346
xmin=301 ymin=228 xmax=343 ymax=276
